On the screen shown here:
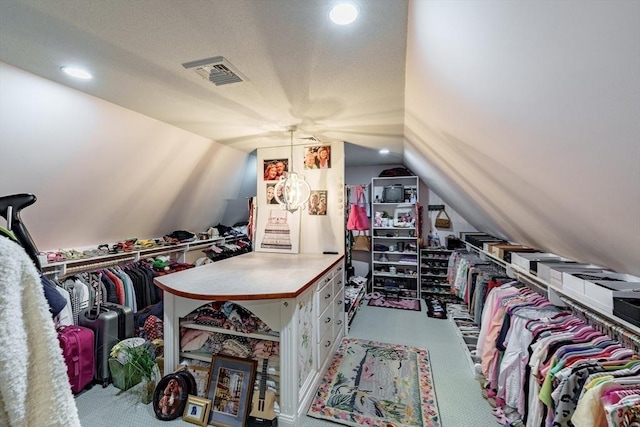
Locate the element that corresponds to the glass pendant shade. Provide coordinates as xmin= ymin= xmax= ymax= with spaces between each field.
xmin=274 ymin=127 xmax=311 ymax=212
xmin=274 ymin=171 xmax=311 ymax=213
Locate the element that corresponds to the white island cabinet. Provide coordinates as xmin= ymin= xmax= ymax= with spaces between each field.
xmin=154 ymin=252 xmax=345 ymax=427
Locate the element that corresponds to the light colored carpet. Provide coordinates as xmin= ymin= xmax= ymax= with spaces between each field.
xmin=75 ymin=303 xmax=497 ymax=426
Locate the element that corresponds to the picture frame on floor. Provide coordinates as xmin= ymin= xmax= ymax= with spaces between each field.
xmin=153 ymin=373 xmax=189 ymax=421
xmin=205 ymin=355 xmax=257 ymax=427
xmin=183 ymin=395 xmax=212 ymax=426
xmin=182 ymin=364 xmax=211 ymax=397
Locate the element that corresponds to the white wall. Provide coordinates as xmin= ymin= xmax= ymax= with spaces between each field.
xmin=425 ymin=189 xmax=477 ymax=243
xmin=0 ymin=62 xmax=252 ymax=252
xmin=256 ymin=143 xmax=345 ymax=254
xmin=404 ymin=0 xmax=640 ymax=275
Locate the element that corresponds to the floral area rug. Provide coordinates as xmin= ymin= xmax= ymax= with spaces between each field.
xmin=307 ymin=337 xmax=441 ymax=427
xmin=367 ymin=295 xmax=421 ymax=311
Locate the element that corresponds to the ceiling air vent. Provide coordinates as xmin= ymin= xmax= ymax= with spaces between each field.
xmin=182 ymin=56 xmax=249 ymax=86
xmin=299 ymin=136 xmax=320 ymax=142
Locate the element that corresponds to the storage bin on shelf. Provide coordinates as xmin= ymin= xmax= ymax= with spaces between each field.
xmin=536 ymin=262 xmax=606 ymax=287
xmin=511 ymin=252 xmax=565 ymax=274
xmin=613 ymin=298 xmax=640 ymax=327
xmin=562 ymin=271 xmax=640 ymax=314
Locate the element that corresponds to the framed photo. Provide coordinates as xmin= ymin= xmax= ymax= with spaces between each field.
xmin=308 ymin=190 xmax=327 ymax=215
xmin=183 ymin=365 xmax=211 ymax=397
xmin=263 ymin=158 xmax=288 ymax=181
xmin=183 ymin=395 xmax=212 ymax=426
xmin=266 ymin=183 xmax=281 ymax=205
xmin=205 ymin=355 xmax=257 ymax=427
xmin=153 ymin=373 xmax=189 ymax=421
xmin=394 ymin=207 xmax=415 ymax=227
xmin=303 ymin=145 xmax=331 ymax=169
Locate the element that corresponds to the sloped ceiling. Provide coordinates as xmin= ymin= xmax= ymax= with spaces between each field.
xmin=0 ymin=0 xmax=408 ymax=156
xmin=404 ymin=1 xmax=640 ymax=276
xmin=0 ymin=0 xmax=638 ymax=275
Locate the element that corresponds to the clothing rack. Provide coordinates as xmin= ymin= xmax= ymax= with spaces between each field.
xmin=511 ymin=272 xmax=548 ymax=298
xmin=559 ymin=296 xmax=640 ymax=352
xmin=42 ymin=234 xmax=250 ymax=279
xmin=463 ymin=242 xmax=640 ymax=351
xmin=464 ymin=242 xmax=509 ymax=269
xmin=55 ymin=255 xmax=138 ymax=279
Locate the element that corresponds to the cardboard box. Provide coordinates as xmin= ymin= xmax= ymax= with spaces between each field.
xmin=489 ymin=244 xmax=538 ymax=262
xmin=483 ymin=240 xmax=508 ymax=252
xmin=511 ymin=253 xmax=563 ymax=273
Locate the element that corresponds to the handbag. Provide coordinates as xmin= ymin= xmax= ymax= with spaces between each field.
xmin=352 ymin=231 xmax=371 ymax=252
xmin=434 ymin=209 xmax=451 ymax=229
xmin=346 ymin=185 xmax=370 ymax=231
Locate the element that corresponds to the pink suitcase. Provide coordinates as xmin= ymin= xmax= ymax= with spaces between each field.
xmin=58 ymin=325 xmax=95 ymax=393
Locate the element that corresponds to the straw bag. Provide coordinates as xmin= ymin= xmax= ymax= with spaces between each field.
xmin=352 ymin=231 xmax=371 ymax=252
xmin=346 ymin=185 xmax=370 ymax=231
xmin=434 ymin=209 xmax=451 ymax=229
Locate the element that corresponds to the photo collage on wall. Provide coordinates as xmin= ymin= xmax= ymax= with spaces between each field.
xmin=303 ymin=145 xmax=330 ymax=216
xmin=263 ymin=147 xmax=331 ymax=216
xmin=256 ymin=145 xmax=331 ymax=253
xmin=259 ymin=157 xmax=298 ymax=253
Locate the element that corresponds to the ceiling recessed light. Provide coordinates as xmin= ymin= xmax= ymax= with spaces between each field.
xmin=379 ymin=149 xmax=390 ymax=155
xmin=329 ymin=3 xmax=358 ymax=25
xmin=60 ymin=66 xmax=92 ymax=80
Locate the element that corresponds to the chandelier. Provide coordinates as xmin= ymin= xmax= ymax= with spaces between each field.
xmin=274 ymin=127 xmax=311 ymax=212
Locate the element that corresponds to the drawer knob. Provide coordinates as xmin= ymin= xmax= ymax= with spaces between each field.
xmin=325 ymin=293 xmax=331 ymax=299
xmin=324 ymin=317 xmax=331 ymax=323
xmin=337 ymin=300 xmax=343 ymax=305
xmin=337 ymin=319 xmax=343 ymax=325
xmin=325 ymin=340 xmax=331 ymax=347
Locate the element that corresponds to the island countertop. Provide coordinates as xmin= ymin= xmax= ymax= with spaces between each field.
xmin=154 ymin=252 xmax=344 ymax=301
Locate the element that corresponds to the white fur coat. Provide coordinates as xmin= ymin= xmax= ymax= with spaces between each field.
xmin=0 ymin=237 xmax=81 ymax=426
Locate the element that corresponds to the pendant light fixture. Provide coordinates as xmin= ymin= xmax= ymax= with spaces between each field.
xmin=274 ymin=126 xmax=311 ymax=212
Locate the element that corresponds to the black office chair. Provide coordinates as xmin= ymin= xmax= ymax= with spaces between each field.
xmin=0 ymin=193 xmax=41 ymax=270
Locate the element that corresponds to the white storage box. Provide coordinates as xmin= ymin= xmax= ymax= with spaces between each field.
xmin=511 ymin=253 xmax=563 ymax=273
xmin=537 ymin=262 xmax=589 ymax=283
xmin=547 ymin=265 xmax=605 ymax=289
xmin=583 ymin=280 xmax=640 ymax=314
xmin=562 ymin=271 xmax=640 ymax=311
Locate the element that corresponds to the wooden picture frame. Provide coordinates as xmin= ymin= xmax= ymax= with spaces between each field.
xmin=205 ymin=355 xmax=257 ymax=427
xmin=182 ymin=364 xmax=211 ymax=397
xmin=183 ymin=395 xmax=212 ymax=426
